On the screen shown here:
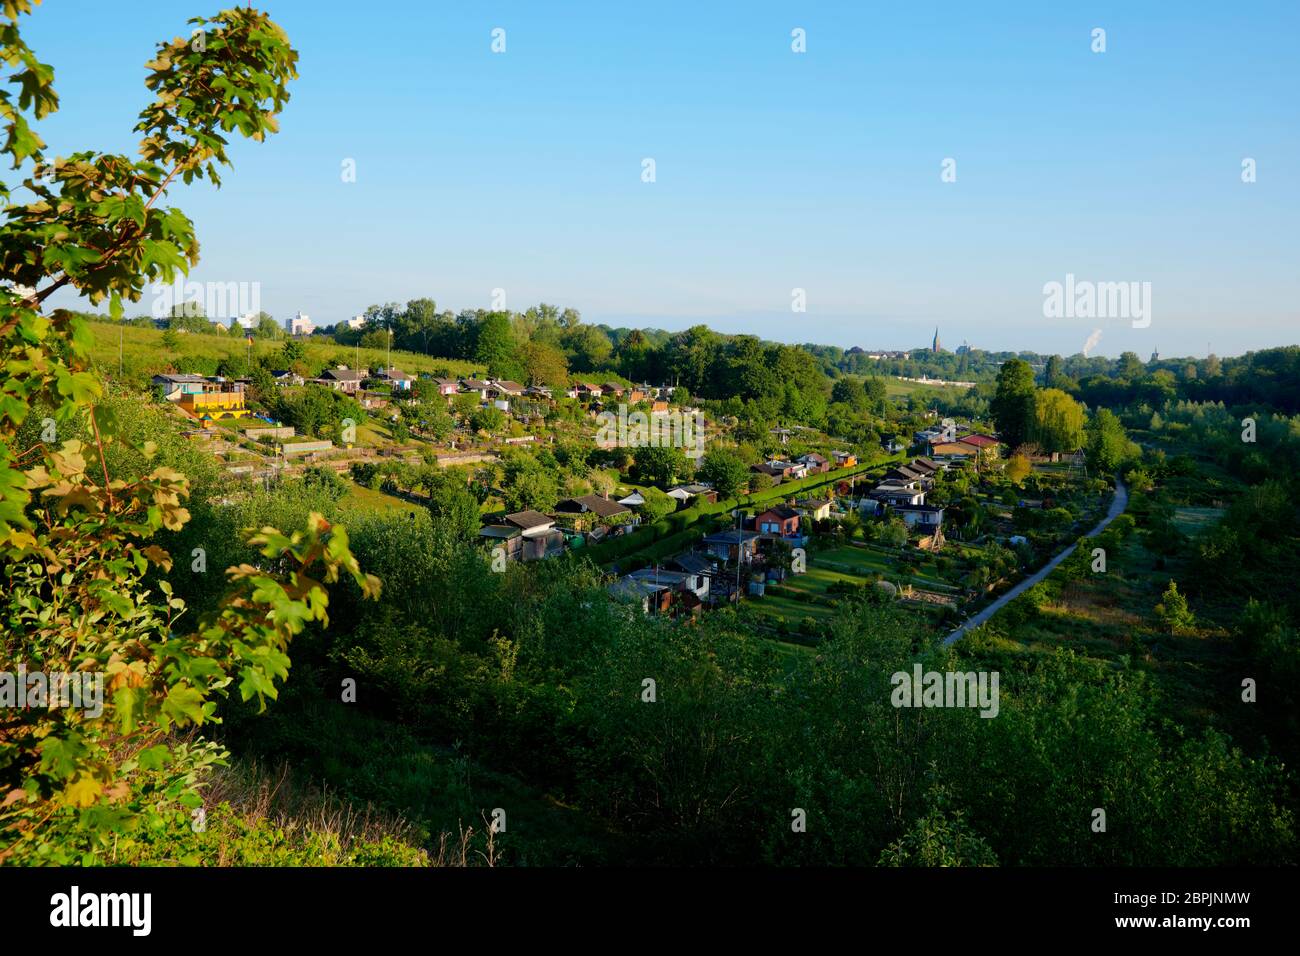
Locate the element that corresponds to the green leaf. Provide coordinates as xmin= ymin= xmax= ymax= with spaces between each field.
xmin=137 ymin=744 xmax=171 ymax=771
xmin=141 ymin=238 xmax=188 ymax=277
xmin=161 ymin=684 xmax=207 ymax=726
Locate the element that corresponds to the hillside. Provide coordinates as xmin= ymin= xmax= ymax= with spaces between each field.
xmin=86 ymin=320 xmax=482 ymax=386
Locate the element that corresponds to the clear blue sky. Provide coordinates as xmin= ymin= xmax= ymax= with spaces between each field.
xmin=26 ymin=0 xmax=1300 ymax=357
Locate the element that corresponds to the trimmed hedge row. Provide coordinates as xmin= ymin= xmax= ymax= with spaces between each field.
xmin=616 ymin=522 xmax=727 ymax=573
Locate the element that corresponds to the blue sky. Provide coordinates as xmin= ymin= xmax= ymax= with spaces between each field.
xmin=24 ymin=0 xmax=1300 ymax=357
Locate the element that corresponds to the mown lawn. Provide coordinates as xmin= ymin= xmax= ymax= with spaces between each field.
xmin=781 ymin=563 xmax=868 ymax=596
xmin=816 ymin=544 xmax=894 ymax=572
xmin=748 ymin=590 xmax=836 ymax=623
xmin=343 ymin=482 xmax=425 ymax=515
xmin=814 ymin=543 xmax=955 ymax=588
xmin=355 ymin=422 xmax=395 ymax=447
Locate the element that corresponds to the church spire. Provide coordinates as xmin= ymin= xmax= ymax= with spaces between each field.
xmin=932 ymin=327 xmax=941 ymax=353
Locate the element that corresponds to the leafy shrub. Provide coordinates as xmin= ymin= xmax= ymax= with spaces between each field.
xmin=1154 ymin=580 xmax=1196 ymax=635
xmin=0 ymin=6 xmax=386 ymax=865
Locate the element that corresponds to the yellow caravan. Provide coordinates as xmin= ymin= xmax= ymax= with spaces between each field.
xmin=180 ymin=387 xmax=247 ymax=422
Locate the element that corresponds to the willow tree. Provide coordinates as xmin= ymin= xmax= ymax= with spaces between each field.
xmin=1031 ymin=387 xmax=1086 ymax=455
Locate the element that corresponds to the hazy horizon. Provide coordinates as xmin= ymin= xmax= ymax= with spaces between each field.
xmin=28 ymin=0 xmax=1300 ymax=361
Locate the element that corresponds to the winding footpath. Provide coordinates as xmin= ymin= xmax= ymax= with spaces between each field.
xmin=941 ymin=477 xmax=1129 ymax=647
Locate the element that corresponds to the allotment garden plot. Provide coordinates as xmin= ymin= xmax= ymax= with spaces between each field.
xmin=749 ymin=538 xmax=970 ymax=639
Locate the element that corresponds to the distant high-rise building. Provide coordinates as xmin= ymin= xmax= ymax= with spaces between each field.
xmin=932 ymin=328 xmax=941 ymax=353
xmin=1150 ymin=347 xmax=1159 ymax=363
xmin=287 ymin=311 xmax=314 ymax=336
xmin=346 ymin=314 xmax=367 ymax=330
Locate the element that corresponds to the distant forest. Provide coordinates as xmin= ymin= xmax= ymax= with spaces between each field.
xmin=105 ymin=298 xmax=1300 ymax=416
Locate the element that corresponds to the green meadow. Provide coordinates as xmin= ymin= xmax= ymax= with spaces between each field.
xmin=86 ymin=320 xmax=482 ymax=385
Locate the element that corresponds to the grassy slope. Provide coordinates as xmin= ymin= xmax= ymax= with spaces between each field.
xmin=87 ymin=321 xmax=482 ymax=383
xmin=839 ymin=372 xmax=972 ymax=402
